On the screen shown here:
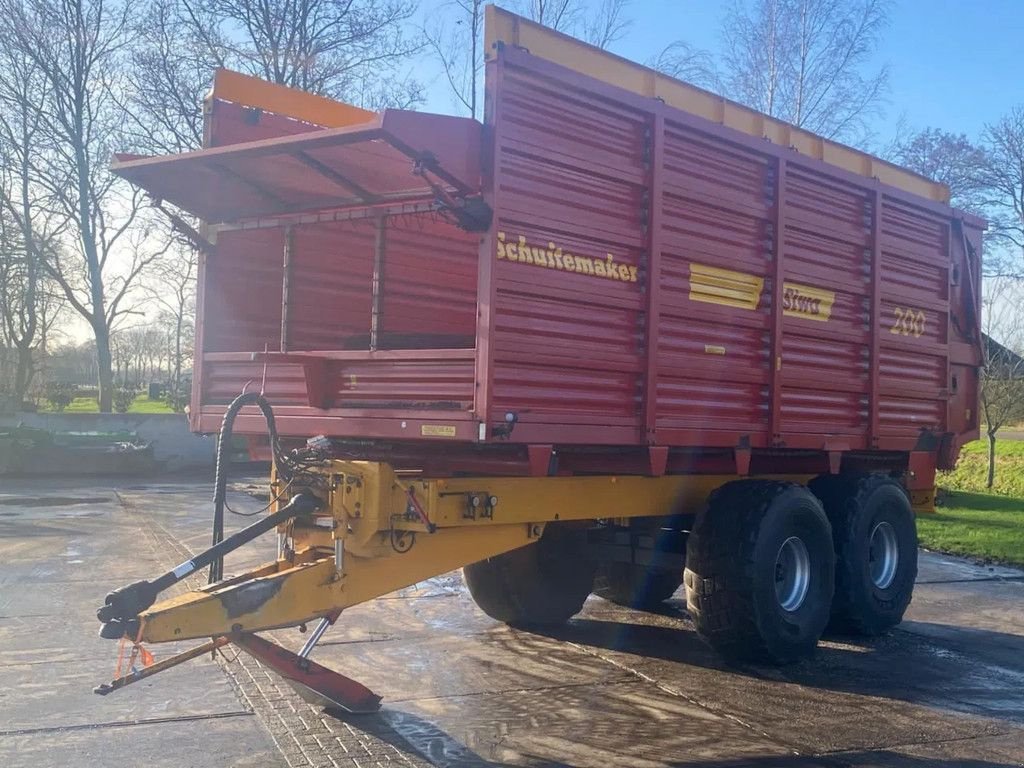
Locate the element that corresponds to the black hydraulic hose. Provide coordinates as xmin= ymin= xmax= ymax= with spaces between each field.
xmin=210 ymin=392 xmax=287 ymax=583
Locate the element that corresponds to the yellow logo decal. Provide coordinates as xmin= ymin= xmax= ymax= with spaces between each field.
xmin=890 ymin=306 xmax=925 ymax=337
xmin=689 ymin=262 xmax=764 ymax=310
xmin=782 ymin=282 xmax=834 ymax=322
xmin=687 ymin=263 xmax=834 ymax=324
xmin=421 ymin=424 xmax=457 ymax=437
xmin=496 ymin=232 xmax=638 ymax=283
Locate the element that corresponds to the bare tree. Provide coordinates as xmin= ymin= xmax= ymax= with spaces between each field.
xmin=980 ymin=276 xmax=1024 ymax=487
xmin=425 ymin=0 xmax=631 ymax=120
xmin=0 ymin=210 xmax=37 ymax=406
xmin=0 ymin=0 xmax=169 ymax=412
xmin=123 ymin=0 xmax=213 ymax=155
xmin=182 ymin=0 xmax=420 ymax=101
xmin=424 ymin=0 xmax=486 ymax=119
xmin=0 ymin=46 xmax=55 ymax=407
xmin=520 ymin=0 xmax=630 ymax=46
xmin=721 ymin=0 xmax=889 ymax=141
xmin=981 ymin=107 xmax=1024 ymax=277
xmin=582 ymin=0 xmax=631 ymax=49
xmin=127 ymin=0 xmax=423 ymax=153
xmin=887 ymin=128 xmax=989 ymax=214
xmin=650 ymin=41 xmax=720 ymax=90
xmin=521 ymin=0 xmax=578 ymax=31
xmin=46 ymin=339 xmax=99 ymax=387
xmin=146 ymin=244 xmax=198 ymax=408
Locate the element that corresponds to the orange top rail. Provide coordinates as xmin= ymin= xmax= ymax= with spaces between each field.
xmin=208 ymin=68 xmax=374 ymax=129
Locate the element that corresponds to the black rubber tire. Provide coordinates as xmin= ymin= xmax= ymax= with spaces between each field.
xmin=593 ymin=562 xmax=682 ymax=608
xmin=463 ymin=524 xmax=596 ymax=626
xmin=684 ymin=481 xmax=835 ymax=664
xmin=809 ymin=474 xmax=918 ymax=635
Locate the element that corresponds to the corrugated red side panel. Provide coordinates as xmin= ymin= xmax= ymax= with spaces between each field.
xmin=330 ymin=355 xmax=475 ymax=408
xmin=876 ymin=198 xmax=953 ymax=437
xmin=484 ymin=45 xmax=983 ymax=455
xmin=655 ymin=119 xmax=772 ymax=437
xmin=198 ymin=215 xmax=478 ymax=411
xmin=203 ymin=229 xmax=285 ymax=352
xmin=779 ymin=167 xmax=871 ymax=437
xmin=189 ymin=47 xmax=981 ymax=463
xmin=380 ymin=218 xmax=478 ymax=341
xmin=487 ymin=63 xmax=648 ymax=441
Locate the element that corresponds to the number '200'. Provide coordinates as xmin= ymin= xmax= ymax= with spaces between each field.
xmin=891 ymin=307 xmax=925 ymax=338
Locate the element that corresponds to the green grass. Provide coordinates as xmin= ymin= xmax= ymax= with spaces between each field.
xmin=41 ymin=394 xmax=175 ymax=414
xmin=127 ymin=395 xmax=175 ymax=413
xmin=924 ymin=438 xmax=1024 ymax=567
xmin=60 ymin=397 xmax=102 ymax=413
xmin=938 ymin=438 xmax=1024 ymax=497
xmin=919 ymin=491 xmax=1024 ymax=566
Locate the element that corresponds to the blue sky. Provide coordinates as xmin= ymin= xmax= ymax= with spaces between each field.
xmin=416 ymin=1 xmax=1024 ymax=148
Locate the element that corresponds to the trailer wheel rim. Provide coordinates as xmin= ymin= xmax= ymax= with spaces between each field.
xmin=869 ymin=521 xmax=899 ymax=589
xmin=774 ymin=536 xmax=811 ymax=612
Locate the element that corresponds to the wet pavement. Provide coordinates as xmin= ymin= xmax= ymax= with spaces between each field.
xmin=1 ymin=476 xmax=1022 ymax=768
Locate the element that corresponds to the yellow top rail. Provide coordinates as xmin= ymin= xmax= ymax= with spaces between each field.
xmin=485 ymin=6 xmax=949 ymax=204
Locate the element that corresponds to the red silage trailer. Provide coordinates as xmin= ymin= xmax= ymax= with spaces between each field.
xmin=99 ymin=8 xmax=984 ymax=705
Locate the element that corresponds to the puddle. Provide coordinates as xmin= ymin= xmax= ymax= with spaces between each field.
xmin=0 ymin=496 xmax=110 ymax=508
xmin=56 ymin=509 xmax=104 ymax=518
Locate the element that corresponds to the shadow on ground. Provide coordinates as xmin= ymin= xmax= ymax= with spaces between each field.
xmin=327 ymin=706 xmax=1022 ymax=768
xmin=527 ymin=611 xmax=1024 ymax=723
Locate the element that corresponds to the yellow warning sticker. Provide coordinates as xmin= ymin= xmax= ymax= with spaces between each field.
xmin=421 ymin=424 xmax=457 ymax=437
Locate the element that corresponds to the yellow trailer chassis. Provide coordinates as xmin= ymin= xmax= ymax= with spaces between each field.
xmin=135 ymin=463 xmax=778 ymax=643
xmin=95 ymin=457 xmax=820 ymax=710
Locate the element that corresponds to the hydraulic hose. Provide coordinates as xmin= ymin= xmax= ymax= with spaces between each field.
xmin=209 ymin=391 xmax=288 ymax=583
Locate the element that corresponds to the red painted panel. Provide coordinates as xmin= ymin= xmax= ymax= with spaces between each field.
xmin=662 ymin=122 xmax=772 ymax=222
xmin=202 ymin=361 xmax=308 ymax=406
xmin=659 ymin=315 xmax=769 ymax=380
xmin=485 ymin=60 xmax=648 ymax=431
xmin=499 ymin=68 xmax=648 ymax=184
xmin=785 ymin=168 xmax=872 ymax=248
xmin=332 ymin=358 xmax=475 ymax=407
xmin=288 ymin=221 xmax=375 ymax=350
xmin=881 ymin=199 xmax=949 ymax=265
xmin=656 ymin=378 xmax=768 ymax=431
xmin=878 ymin=348 xmax=946 ymax=397
xmin=780 ymin=388 xmax=867 ymax=433
xmin=878 ymin=395 xmax=945 ymax=435
xmin=181 ymin=42 xmax=983 ymax=469
xmin=782 ymin=334 xmax=868 ymax=393
xmin=208 ymin=99 xmax=323 ymax=147
xmin=381 ymin=218 xmax=478 ymax=339
xmin=784 ymin=226 xmax=868 ymax=293
xmin=881 ymin=251 xmax=949 ymax=307
xmin=203 ymin=229 xmax=284 ymax=352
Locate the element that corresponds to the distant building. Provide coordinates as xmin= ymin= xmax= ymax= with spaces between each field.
xmin=985 ymin=334 xmax=1024 ymax=378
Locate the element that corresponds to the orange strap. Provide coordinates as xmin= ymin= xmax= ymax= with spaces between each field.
xmin=112 ymin=620 xmax=154 ymax=680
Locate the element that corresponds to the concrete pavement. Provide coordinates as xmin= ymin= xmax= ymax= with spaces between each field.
xmin=1 ymin=476 xmax=1022 ymax=767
